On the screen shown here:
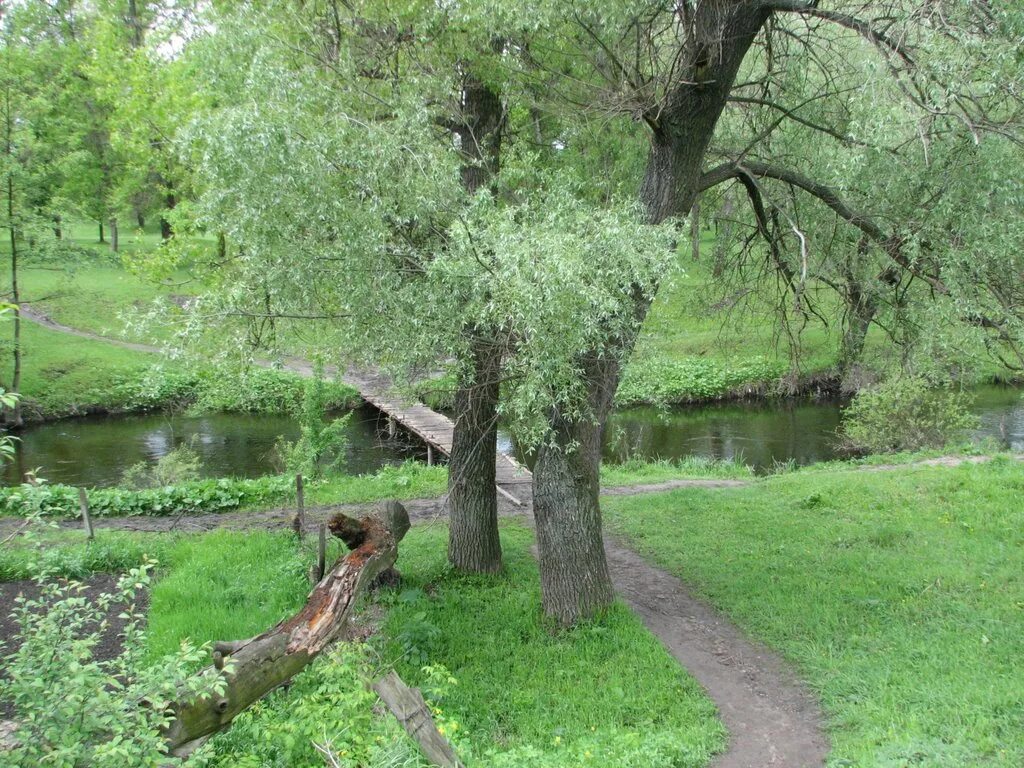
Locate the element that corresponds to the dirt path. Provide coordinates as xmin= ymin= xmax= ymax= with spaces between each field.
xmin=604 ymin=538 xmax=828 ymax=767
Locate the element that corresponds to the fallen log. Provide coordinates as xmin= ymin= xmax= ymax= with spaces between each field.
xmin=164 ymin=500 xmax=410 ymax=755
xmin=374 ymin=671 xmax=464 ymax=768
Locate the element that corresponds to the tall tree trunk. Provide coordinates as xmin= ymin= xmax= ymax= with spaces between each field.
xmin=160 ymin=191 xmax=176 ymax=240
xmin=533 ymin=2 xmax=769 ymax=624
xmin=109 ymin=217 xmax=118 ymax=252
xmin=98 ymin=220 xmax=105 ymax=243
xmin=136 ymin=210 xmax=145 ymax=229
xmin=7 ymin=177 xmax=21 ymax=427
xmin=445 ymin=63 xmax=506 ymax=572
xmin=447 ymin=339 xmax=503 ymax=573
xmin=533 ymin=355 xmax=621 ymax=624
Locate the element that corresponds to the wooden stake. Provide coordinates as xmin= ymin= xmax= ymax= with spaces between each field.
xmin=293 ymin=474 xmax=305 ymax=540
xmin=426 ymin=444 xmax=434 ymax=466
xmin=317 ymin=522 xmax=326 ymax=581
xmin=78 ymin=488 xmax=94 ymax=541
xmin=373 ymin=671 xmax=464 ymax=767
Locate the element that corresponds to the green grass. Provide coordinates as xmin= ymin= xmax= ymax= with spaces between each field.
xmin=1 ymin=321 xmax=157 ymax=419
xmin=146 ymin=530 xmax=313 ymax=659
xmin=137 ymin=522 xmax=724 ymax=766
xmin=0 ymin=529 xmax=172 ymax=582
xmin=382 ymin=521 xmax=725 ymax=767
xmin=604 ymin=459 xmax=1024 ymax=767
xmin=600 ymin=456 xmax=753 ymax=485
xmin=305 ymin=462 xmax=448 ymax=505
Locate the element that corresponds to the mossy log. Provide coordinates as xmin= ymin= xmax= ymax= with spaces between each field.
xmin=164 ymin=501 xmax=410 ymax=755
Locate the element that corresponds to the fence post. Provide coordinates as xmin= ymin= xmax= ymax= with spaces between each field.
xmin=293 ymin=473 xmax=305 ymax=541
xmin=427 ymin=444 xmax=434 ymax=466
xmin=317 ymin=522 xmax=327 ymax=582
xmin=78 ymin=488 xmax=94 ymax=541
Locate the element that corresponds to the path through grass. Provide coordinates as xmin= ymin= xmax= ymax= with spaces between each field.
xmin=604 ymin=459 xmax=1024 ymax=767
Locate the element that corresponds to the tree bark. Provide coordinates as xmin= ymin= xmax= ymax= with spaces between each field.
xmin=109 ymin=218 xmax=118 ymax=252
xmin=532 ymin=355 xmax=621 ymax=624
xmin=6 ymin=147 xmax=21 ymax=427
xmin=163 ymin=501 xmax=410 ymax=755
xmin=98 ymin=220 xmax=105 ymax=243
xmin=160 ymin=191 xmax=176 ymax=240
xmin=447 ymin=339 xmax=502 ymax=573
xmin=444 ymin=61 xmax=506 ymax=573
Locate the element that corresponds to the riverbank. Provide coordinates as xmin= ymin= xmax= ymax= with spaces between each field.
xmin=6 ymin=322 xmax=358 ymax=424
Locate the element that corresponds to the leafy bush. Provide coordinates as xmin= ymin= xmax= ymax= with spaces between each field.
xmin=122 ymin=440 xmax=202 ymax=489
xmin=616 ymin=356 xmax=784 ymax=406
xmin=0 ymin=563 xmax=224 ymax=767
xmin=838 ymin=376 xmax=977 ymax=454
xmin=195 ymin=644 xmax=425 ymax=768
xmin=192 ymin=365 xmax=357 ymax=415
xmin=0 ymin=476 xmax=291 ymax=519
xmin=274 ymin=363 xmax=351 ymax=479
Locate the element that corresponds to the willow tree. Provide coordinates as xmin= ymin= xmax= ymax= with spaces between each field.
xmin=505 ymin=0 xmax=1024 ymax=622
xmin=178 ymin=0 xmax=529 ymax=574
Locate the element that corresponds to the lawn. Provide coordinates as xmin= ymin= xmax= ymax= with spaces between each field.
xmin=1 ymin=321 xmax=158 ymax=419
xmin=144 ymin=522 xmax=724 ymax=766
xmin=604 ymin=459 xmax=1024 ymax=767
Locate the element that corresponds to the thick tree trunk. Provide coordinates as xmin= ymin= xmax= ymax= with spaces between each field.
xmin=164 ymin=502 xmax=410 ymax=755
xmin=443 ymin=62 xmax=506 ymax=573
xmin=160 ymin=191 xmax=176 ymax=240
xmin=532 ymin=355 xmax=620 ymax=624
xmin=98 ymin=221 xmax=105 ymax=243
xmin=109 ymin=218 xmax=118 ymax=252
xmin=447 ymin=339 xmax=502 ymax=573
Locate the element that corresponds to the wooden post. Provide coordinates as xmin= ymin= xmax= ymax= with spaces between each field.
xmin=317 ymin=523 xmax=326 ymax=581
xmin=426 ymin=444 xmax=434 ymax=466
xmin=373 ymin=671 xmax=464 ymax=767
xmin=293 ymin=474 xmax=305 ymax=541
xmin=78 ymin=488 xmax=94 ymax=541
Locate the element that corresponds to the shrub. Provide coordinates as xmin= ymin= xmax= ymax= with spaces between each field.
xmin=122 ymin=440 xmax=202 ymax=489
xmin=616 ymin=357 xmax=784 ymax=406
xmin=0 ymin=476 xmax=291 ymax=519
xmin=0 ymin=563 xmax=224 ymax=767
xmin=838 ymin=376 xmax=977 ymax=454
xmin=274 ymin=363 xmax=351 ymax=479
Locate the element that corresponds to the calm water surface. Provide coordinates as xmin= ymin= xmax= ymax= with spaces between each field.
xmin=8 ymin=386 xmax=1023 ymax=486
xmin=5 ymin=405 xmax=425 ymax=487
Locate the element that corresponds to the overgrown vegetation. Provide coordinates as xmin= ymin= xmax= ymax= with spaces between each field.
xmin=604 ymin=460 xmax=1024 ymax=767
xmin=0 ymin=462 xmax=446 ymax=519
xmin=838 ymin=377 xmax=977 ymax=454
xmin=0 ymin=564 xmax=224 ymax=767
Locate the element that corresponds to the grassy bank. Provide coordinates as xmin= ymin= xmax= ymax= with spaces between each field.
xmin=0 ymin=321 xmax=358 ymax=422
xmin=1 ymin=521 xmax=726 ymax=766
xmin=147 ymin=522 xmax=724 ymax=767
xmin=604 ymin=459 xmax=1024 ymax=767
xmin=0 ymin=462 xmax=448 ymax=519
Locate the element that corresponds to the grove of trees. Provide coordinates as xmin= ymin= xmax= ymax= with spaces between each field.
xmin=3 ymin=0 xmax=1023 ymax=625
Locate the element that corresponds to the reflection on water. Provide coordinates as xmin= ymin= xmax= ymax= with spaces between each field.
xmin=5 ymin=405 xmax=426 ymax=487
xmin=7 ymin=386 xmax=1023 ymax=487
xmin=501 ymin=385 xmax=1024 ymax=474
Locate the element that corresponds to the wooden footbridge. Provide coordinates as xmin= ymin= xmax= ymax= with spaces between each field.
xmin=19 ymin=308 xmax=530 ymax=505
xmin=338 ymin=368 xmax=532 ymax=507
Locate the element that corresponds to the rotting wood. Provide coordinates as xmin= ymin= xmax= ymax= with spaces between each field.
xmin=163 ymin=500 xmax=410 ymax=755
xmin=373 ymin=671 xmax=464 ymax=768
xmin=293 ymin=473 xmax=305 ymax=540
